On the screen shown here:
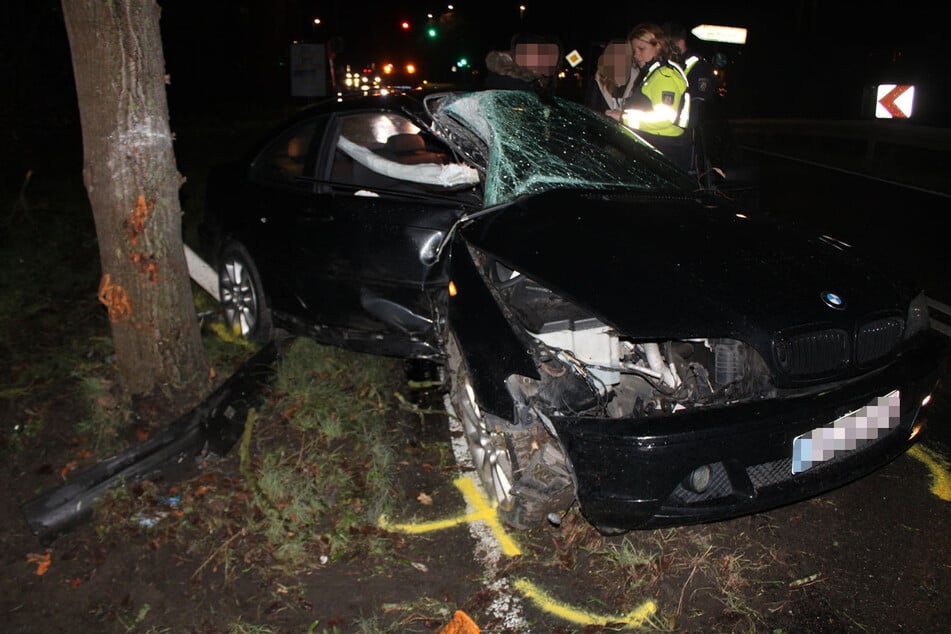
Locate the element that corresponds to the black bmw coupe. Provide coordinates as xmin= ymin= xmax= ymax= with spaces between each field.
xmin=200 ymin=89 xmax=948 ymax=534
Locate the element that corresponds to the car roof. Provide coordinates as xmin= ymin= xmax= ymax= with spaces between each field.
xmin=297 ymin=88 xmax=438 ymax=119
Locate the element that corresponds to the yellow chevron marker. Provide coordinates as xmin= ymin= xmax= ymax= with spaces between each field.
xmin=514 ymin=578 xmax=657 ymax=629
xmin=377 ymin=477 xmax=521 ymax=556
xmin=908 ymin=444 xmax=951 ymax=501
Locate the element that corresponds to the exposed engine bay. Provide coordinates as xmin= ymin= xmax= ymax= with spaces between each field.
xmin=486 ymin=256 xmax=776 ymax=420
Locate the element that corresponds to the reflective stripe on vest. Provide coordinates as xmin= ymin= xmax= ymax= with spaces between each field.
xmin=684 ymin=55 xmax=700 ymax=75
xmin=668 ymin=61 xmax=690 ymax=129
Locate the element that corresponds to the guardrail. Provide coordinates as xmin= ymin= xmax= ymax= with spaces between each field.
xmin=927 ymin=297 xmax=951 ymax=339
xmin=729 ymin=119 xmax=951 ymax=160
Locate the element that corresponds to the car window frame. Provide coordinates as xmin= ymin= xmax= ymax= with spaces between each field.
xmin=318 ymin=109 xmax=474 ymax=196
xmin=248 ymin=115 xmax=329 ymax=187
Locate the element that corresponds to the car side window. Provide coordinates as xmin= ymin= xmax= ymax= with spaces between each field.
xmin=250 ymin=119 xmax=318 ymax=185
xmin=328 ymin=112 xmax=478 ymax=193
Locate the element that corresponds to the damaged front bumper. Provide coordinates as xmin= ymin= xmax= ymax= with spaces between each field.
xmin=551 ymin=338 xmax=949 ymax=532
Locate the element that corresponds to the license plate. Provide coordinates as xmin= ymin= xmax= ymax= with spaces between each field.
xmin=792 ymin=390 xmax=901 ymax=474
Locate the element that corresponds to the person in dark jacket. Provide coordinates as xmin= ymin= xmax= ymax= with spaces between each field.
xmin=485 ymin=32 xmax=561 ymax=93
xmin=664 ymin=21 xmax=720 ymax=180
xmin=664 ymin=22 xmax=716 ymax=105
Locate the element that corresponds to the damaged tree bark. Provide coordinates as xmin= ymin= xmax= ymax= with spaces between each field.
xmin=61 ymin=0 xmax=209 ymax=417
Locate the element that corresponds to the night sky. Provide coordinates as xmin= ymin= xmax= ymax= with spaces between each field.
xmin=3 ymin=1 xmax=947 ymax=124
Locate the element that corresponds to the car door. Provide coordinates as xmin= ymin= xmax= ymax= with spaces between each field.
xmin=235 ymin=114 xmax=331 ymax=321
xmin=290 ymin=109 xmax=475 ymax=351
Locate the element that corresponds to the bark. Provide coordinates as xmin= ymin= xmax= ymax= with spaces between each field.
xmin=61 ymin=0 xmax=209 ymax=418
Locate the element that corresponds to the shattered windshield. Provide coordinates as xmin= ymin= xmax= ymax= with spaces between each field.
xmin=430 ymin=90 xmax=694 ymax=207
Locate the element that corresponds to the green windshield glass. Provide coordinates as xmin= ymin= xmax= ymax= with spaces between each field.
xmin=437 ymin=90 xmax=693 ymax=207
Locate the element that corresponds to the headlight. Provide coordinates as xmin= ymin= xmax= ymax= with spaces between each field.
xmin=904 ymin=292 xmax=930 ymax=340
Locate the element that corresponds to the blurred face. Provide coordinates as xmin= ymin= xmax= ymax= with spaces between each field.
xmin=514 ymin=42 xmax=560 ymax=76
xmin=602 ymin=41 xmax=632 ymax=85
xmin=631 ymin=37 xmax=660 ymax=68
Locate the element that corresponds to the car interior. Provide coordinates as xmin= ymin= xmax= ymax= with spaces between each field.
xmin=329 ymin=113 xmax=479 ymax=193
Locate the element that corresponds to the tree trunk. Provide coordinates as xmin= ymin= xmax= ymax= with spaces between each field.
xmin=61 ymin=0 xmax=209 ymax=419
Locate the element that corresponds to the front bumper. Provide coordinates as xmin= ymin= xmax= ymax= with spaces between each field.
xmin=550 ymin=335 xmax=949 ymax=531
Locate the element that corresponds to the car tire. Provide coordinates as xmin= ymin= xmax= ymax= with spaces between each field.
xmin=447 ymin=331 xmax=575 ymax=530
xmin=218 ymin=241 xmax=273 ymax=343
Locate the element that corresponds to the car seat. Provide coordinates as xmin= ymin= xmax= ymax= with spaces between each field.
xmin=376 ymin=133 xmax=448 ymax=165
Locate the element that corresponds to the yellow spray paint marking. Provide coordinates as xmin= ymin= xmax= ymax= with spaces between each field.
xmin=378 ymin=477 xmax=662 ymax=629
xmin=908 ymin=444 xmax=951 ymax=501
xmin=377 ymin=477 xmax=521 ymax=556
xmin=514 ymin=578 xmax=657 ymax=629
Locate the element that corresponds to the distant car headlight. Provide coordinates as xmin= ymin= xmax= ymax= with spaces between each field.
xmin=904 ymin=292 xmax=930 ymax=340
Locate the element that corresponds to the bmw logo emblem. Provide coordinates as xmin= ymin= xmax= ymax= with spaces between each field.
xmin=821 ymin=291 xmax=846 ymax=310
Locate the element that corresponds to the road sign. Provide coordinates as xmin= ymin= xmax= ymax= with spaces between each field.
xmin=691 ymin=24 xmax=748 ymax=45
xmin=290 ymin=43 xmax=327 ymax=97
xmin=875 ymin=84 xmax=914 ymax=119
xmin=565 ymin=49 xmax=583 ymax=68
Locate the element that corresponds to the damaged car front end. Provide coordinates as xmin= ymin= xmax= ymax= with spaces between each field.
xmin=201 ymin=88 xmax=947 ymax=535
xmin=431 ymin=91 xmax=948 ymax=534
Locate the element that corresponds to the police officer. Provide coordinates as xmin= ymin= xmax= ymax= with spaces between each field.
xmin=665 ymin=22 xmax=716 ymax=105
xmin=612 ymin=23 xmax=690 ymax=169
xmin=664 ymin=22 xmax=719 ymax=182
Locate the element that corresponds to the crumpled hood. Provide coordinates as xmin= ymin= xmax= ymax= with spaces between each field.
xmin=458 ymin=189 xmax=912 ymax=342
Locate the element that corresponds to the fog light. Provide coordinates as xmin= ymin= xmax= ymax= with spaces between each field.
xmin=684 ymin=465 xmax=712 ymax=493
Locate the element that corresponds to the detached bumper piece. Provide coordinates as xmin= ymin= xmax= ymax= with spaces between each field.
xmin=20 ymin=342 xmax=279 ymax=543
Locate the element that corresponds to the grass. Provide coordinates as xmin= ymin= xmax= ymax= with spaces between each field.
xmin=93 ymin=334 xmax=410 ymax=581
xmin=0 ymin=171 xmax=106 ymax=457
xmin=242 ymin=338 xmax=406 ymax=566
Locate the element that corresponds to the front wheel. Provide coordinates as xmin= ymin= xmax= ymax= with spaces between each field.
xmin=446 ymin=331 xmax=575 ymax=529
xmin=218 ymin=242 xmax=273 ymax=343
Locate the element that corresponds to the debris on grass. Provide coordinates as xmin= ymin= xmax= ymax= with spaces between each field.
xmin=26 ymin=549 xmax=51 ymax=576
xmin=435 ymin=609 xmax=480 ymax=634
xmin=788 ymin=573 xmax=823 ymax=588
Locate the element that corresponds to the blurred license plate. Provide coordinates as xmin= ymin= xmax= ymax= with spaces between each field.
xmin=792 ymin=390 xmax=900 ymax=474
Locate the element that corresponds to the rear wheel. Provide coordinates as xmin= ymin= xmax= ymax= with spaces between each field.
xmin=446 ymin=331 xmax=575 ymax=529
xmin=218 ymin=242 xmax=273 ymax=343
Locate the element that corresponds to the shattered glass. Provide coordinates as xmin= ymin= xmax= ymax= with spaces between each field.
xmin=432 ymin=90 xmax=693 ymax=207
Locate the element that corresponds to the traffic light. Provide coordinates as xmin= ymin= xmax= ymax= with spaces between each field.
xmin=427 ymin=26 xmax=437 ymax=38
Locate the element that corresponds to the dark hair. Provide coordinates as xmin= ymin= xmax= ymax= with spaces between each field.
xmin=510 ymin=32 xmax=562 ymax=57
xmin=664 ymin=22 xmax=688 ymax=42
